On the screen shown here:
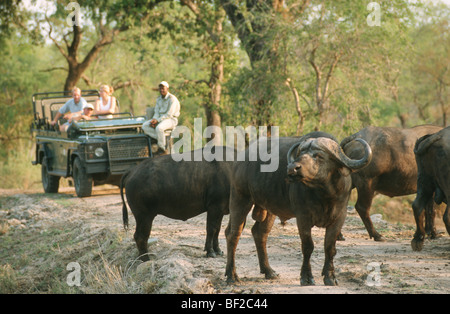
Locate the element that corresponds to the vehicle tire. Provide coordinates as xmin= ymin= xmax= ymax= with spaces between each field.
xmin=73 ymin=157 xmax=93 ymax=197
xmin=42 ymin=157 xmax=60 ymax=193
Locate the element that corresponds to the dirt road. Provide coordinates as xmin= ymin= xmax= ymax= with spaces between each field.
xmin=0 ymin=187 xmax=449 ymax=294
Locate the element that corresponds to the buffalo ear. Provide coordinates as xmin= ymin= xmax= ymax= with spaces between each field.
xmin=338 ymin=167 xmax=351 ymax=177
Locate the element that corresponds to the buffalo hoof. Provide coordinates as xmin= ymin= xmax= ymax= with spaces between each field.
xmin=139 ymin=254 xmax=150 ymax=262
xmin=373 ymin=234 xmax=386 ymax=242
xmin=226 ymin=274 xmax=240 ymax=285
xmin=300 ymin=276 xmax=315 ymax=286
xmin=411 ymin=238 xmax=424 ymax=252
xmin=323 ymin=275 xmax=338 ymax=286
xmin=427 ymin=230 xmax=439 ymax=240
xmin=206 ymin=251 xmax=217 ymax=258
xmin=337 ymin=233 xmax=346 ymax=241
xmin=264 ymin=269 xmax=279 ymax=280
xmin=206 ymin=249 xmax=223 ymax=258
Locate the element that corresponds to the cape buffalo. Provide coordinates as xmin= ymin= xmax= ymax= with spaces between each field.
xmin=340 ymin=125 xmax=442 ymax=241
xmin=121 ymin=146 xmax=234 ymax=261
xmin=411 ymin=126 xmax=450 ymax=251
xmin=225 ymin=132 xmax=372 ymax=286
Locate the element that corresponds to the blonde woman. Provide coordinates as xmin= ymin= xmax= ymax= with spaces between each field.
xmin=95 ymin=85 xmax=116 ymax=119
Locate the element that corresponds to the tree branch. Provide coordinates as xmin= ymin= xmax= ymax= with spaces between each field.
xmin=183 ymin=79 xmax=211 ymax=87
xmin=288 ymin=0 xmax=311 ymax=15
xmin=81 ymin=74 xmax=95 ymax=87
xmin=68 ymin=24 xmax=82 ymax=59
xmin=285 ymin=78 xmax=304 ymax=135
xmin=113 ymin=80 xmax=142 ymax=91
xmin=309 ymin=45 xmax=322 ymax=108
xmin=180 ymin=0 xmax=220 ymax=43
xmin=78 ymin=28 xmax=119 ymax=74
xmin=220 ymin=0 xmax=252 ymax=46
xmin=322 ymin=52 xmax=341 ymax=102
xmin=40 ymin=67 xmax=68 ymax=73
xmin=45 ymin=15 xmax=69 ymax=61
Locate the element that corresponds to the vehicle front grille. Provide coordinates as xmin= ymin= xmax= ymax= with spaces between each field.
xmin=108 ymin=137 xmax=150 ymax=174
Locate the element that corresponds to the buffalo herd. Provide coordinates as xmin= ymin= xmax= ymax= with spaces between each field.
xmin=120 ymin=125 xmax=449 ymax=286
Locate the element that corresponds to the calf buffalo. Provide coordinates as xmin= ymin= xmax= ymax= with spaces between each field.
xmin=340 ymin=125 xmax=442 ymax=241
xmin=121 ymin=147 xmax=234 ymax=261
xmin=225 ymin=132 xmax=372 ymax=286
xmin=411 ymin=126 xmax=450 ymax=251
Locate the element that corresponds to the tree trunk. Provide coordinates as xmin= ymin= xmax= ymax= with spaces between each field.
xmin=438 ymin=80 xmax=447 ymax=126
xmin=205 ymin=6 xmax=225 ymax=144
xmin=182 ymin=0 xmax=225 ymax=143
xmin=48 ymin=20 xmax=125 ymax=92
xmin=220 ymin=0 xmax=278 ymax=129
xmin=64 ymin=64 xmax=83 ymax=92
xmin=221 ymin=0 xmax=311 ymax=132
xmin=207 ymin=54 xmax=223 ymax=127
xmin=285 ymin=79 xmax=303 ymax=135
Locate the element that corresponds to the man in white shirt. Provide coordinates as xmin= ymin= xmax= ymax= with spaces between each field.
xmin=142 ymin=81 xmax=180 ymax=153
xmin=51 ymin=87 xmax=88 ymax=131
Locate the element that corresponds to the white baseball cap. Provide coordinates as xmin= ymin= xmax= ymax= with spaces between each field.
xmin=84 ymin=103 xmax=94 ymax=110
xmin=159 ymin=81 xmax=169 ymax=88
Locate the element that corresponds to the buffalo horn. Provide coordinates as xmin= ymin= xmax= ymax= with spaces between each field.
xmin=287 ymin=142 xmax=302 ymax=164
xmin=315 ymin=137 xmax=372 ymax=170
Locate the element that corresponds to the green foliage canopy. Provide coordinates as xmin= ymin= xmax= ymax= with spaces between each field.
xmin=0 ymin=0 xmax=448 ymax=189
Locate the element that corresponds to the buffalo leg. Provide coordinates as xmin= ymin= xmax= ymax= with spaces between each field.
xmin=411 ymin=195 xmax=430 ymax=251
xmin=411 ymin=179 xmax=436 ymax=251
xmin=412 ymin=173 xmax=437 ymax=251
xmin=297 ymin=220 xmax=315 ymax=286
xmin=355 ymin=185 xmax=384 ymax=241
xmin=251 ymin=211 xmax=278 ymax=280
xmin=225 ymin=192 xmax=253 ymax=284
xmin=134 ymin=213 xmax=156 ymax=261
xmin=205 ymin=209 xmax=224 ymax=257
xmin=322 ymin=216 xmax=345 ymax=286
xmin=443 ymin=204 xmax=450 ymax=236
xmin=424 ymin=199 xmax=437 ymax=239
xmin=212 ymin=215 xmax=224 ymax=256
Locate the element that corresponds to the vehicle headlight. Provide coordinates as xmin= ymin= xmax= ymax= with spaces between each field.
xmin=94 ymin=147 xmax=105 ymax=157
xmin=85 ymin=143 xmax=107 ymax=160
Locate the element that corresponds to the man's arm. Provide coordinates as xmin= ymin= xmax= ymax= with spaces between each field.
xmin=50 ymin=112 xmax=63 ymax=126
xmin=51 ymin=99 xmax=71 ymax=125
xmin=152 ymin=98 xmax=161 ymax=122
xmin=63 ymin=110 xmax=83 ymax=120
xmin=71 ymin=113 xmax=92 ymax=122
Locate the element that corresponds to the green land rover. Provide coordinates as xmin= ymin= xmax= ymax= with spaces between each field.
xmin=31 ymin=90 xmax=152 ymax=197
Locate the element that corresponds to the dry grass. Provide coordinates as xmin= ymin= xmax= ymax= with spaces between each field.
xmin=1 ymin=190 xmax=447 ymax=294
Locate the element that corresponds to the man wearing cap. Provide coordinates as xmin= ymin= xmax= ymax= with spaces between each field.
xmin=60 ymin=103 xmax=96 ymax=131
xmin=71 ymin=103 xmax=95 ymax=122
xmin=142 ymin=81 xmax=180 ymax=154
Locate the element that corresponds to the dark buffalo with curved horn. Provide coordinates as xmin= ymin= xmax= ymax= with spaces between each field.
xmin=340 ymin=125 xmax=442 ymax=241
xmin=225 ymin=132 xmax=372 ymax=286
xmin=411 ymin=126 xmax=450 ymax=251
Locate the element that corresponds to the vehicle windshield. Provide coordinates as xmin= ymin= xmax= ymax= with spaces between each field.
xmin=75 ymin=116 xmax=146 ymax=130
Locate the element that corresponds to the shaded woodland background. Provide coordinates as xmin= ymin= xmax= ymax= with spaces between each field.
xmin=0 ymin=0 xmax=449 ymax=189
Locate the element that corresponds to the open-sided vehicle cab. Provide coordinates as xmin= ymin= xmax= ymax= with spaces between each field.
xmin=31 ymin=90 xmax=152 ymax=197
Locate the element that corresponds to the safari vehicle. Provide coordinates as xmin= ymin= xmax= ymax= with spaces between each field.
xmin=31 ymin=90 xmax=152 ymax=197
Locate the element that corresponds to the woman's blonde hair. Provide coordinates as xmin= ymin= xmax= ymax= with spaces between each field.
xmin=99 ymin=85 xmax=114 ymax=95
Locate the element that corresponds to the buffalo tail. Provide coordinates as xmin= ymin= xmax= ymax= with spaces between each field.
xmin=120 ymin=171 xmax=129 ymax=230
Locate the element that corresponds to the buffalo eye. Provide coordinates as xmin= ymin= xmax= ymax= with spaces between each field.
xmin=313 ymin=152 xmax=324 ymax=160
